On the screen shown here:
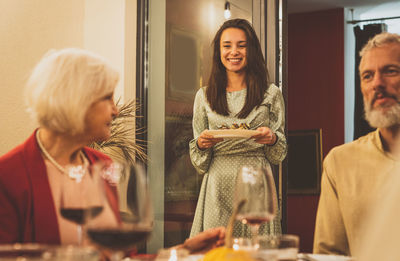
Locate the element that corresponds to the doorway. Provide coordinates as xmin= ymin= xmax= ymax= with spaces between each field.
xmin=136 ymin=0 xmax=285 ymax=252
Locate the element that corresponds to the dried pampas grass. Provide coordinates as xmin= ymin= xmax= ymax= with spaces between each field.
xmin=90 ymin=100 xmax=147 ymax=165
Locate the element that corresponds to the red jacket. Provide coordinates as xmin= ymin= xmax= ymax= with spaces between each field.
xmin=0 ymin=130 xmax=119 ymax=244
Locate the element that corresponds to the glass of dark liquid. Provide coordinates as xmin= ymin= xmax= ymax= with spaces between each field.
xmin=234 ymin=165 xmax=278 ymax=249
xmin=86 ymin=162 xmax=153 ymax=261
xmin=60 ymin=164 xmax=105 ymax=246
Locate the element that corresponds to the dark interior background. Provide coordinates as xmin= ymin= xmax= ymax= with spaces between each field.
xmin=287 ymin=8 xmax=345 ymax=252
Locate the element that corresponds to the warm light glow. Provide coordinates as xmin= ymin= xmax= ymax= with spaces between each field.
xmin=224 ymin=1 xmax=231 ymax=19
xmin=224 ymin=9 xmax=231 ymax=19
xmin=168 ymin=249 xmax=177 ymax=261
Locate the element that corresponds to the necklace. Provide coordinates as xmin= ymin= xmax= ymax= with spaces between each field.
xmin=36 ymin=129 xmax=87 ymax=180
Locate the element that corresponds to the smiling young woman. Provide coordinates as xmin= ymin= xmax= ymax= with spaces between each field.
xmin=189 ymin=19 xmax=287 ymax=239
xmin=220 ymin=27 xmax=248 ymax=76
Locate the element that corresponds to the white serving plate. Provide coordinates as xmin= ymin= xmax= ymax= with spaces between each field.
xmin=298 ymin=253 xmax=354 ymax=261
xmin=204 ymin=129 xmax=260 ymax=139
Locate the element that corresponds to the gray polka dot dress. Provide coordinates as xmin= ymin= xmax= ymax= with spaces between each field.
xmin=189 ymin=84 xmax=287 ymax=238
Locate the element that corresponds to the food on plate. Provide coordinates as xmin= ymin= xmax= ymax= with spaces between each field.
xmin=218 ymin=124 xmax=230 ymax=130
xmin=218 ymin=123 xmax=250 ymax=130
xmin=201 ymin=247 xmax=254 ymax=261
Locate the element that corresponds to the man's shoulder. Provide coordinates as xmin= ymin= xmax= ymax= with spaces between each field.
xmin=331 ymin=131 xmax=375 ymax=153
xmin=326 ymin=131 xmax=376 ymax=161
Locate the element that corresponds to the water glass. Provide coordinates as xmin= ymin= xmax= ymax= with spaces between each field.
xmin=232 ymin=238 xmax=278 ymax=261
xmin=155 ymin=248 xmax=189 ymax=260
xmin=48 ymin=246 xmax=100 ymax=261
xmin=0 ymin=244 xmax=99 ymax=261
xmin=0 ymin=243 xmax=51 ymax=261
xmin=257 ymin=234 xmax=299 ymax=261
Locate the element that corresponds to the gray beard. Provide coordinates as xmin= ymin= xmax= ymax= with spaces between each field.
xmin=364 ymin=98 xmax=400 ymax=128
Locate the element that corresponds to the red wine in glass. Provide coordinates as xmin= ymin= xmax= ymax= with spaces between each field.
xmin=87 ymin=227 xmax=152 ymax=251
xmin=60 ymin=164 xmax=105 ymax=246
xmin=87 ymin=162 xmax=153 ymax=261
xmin=60 ymin=206 xmax=104 ymax=225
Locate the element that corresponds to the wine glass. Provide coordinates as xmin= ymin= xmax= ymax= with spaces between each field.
xmin=59 ymin=164 xmax=104 ymax=246
xmin=234 ymin=165 xmax=278 ymax=248
xmin=86 ymin=162 xmax=153 ymax=261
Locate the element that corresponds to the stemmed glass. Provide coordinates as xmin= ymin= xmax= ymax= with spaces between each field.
xmin=59 ymin=164 xmax=104 ymax=246
xmin=86 ymin=162 xmax=153 ymax=261
xmin=234 ymin=165 xmax=278 ymax=248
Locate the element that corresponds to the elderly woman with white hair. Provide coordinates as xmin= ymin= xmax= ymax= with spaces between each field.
xmin=0 ymin=48 xmax=120 ymax=244
xmin=0 ymin=48 xmax=227 ymax=255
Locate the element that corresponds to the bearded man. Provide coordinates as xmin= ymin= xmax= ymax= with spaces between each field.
xmin=313 ymin=32 xmax=400 ymax=256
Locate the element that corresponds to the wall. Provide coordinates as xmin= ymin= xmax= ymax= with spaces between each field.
xmin=0 ymin=1 xmax=84 ymax=155
xmin=0 ymin=0 xmax=136 ymax=156
xmin=84 ymin=0 xmax=137 ymax=102
xmin=287 ymin=8 xmax=344 ymax=252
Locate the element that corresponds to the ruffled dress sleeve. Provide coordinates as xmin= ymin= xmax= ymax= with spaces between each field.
xmin=189 ymin=88 xmax=213 ymax=175
xmin=263 ymin=84 xmax=287 ymax=165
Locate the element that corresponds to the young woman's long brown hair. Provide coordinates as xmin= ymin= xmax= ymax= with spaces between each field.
xmin=206 ymin=18 xmax=270 ymax=119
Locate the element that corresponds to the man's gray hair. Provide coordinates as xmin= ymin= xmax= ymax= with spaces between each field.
xmin=360 ymin=32 xmax=400 ymax=58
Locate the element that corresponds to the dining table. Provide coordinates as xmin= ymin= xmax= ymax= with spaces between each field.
xmin=0 ymin=243 xmax=355 ymax=261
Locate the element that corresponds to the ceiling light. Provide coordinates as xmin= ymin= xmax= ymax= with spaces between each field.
xmin=224 ymin=1 xmax=231 ymax=19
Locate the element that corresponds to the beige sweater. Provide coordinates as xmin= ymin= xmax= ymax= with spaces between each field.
xmin=313 ymin=129 xmax=400 ymax=256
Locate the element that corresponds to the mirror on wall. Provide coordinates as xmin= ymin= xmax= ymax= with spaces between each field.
xmin=164 ymin=0 xmax=253 ymax=248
